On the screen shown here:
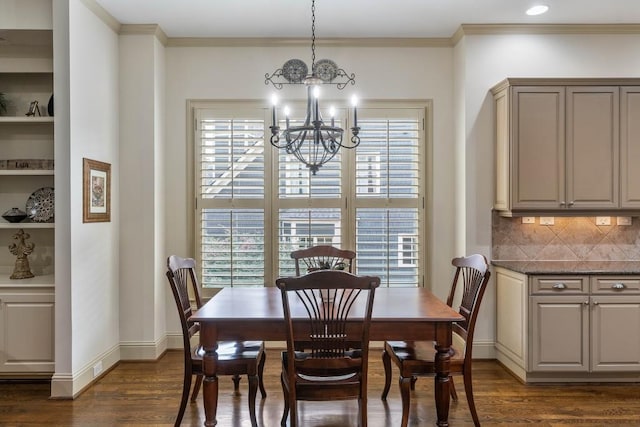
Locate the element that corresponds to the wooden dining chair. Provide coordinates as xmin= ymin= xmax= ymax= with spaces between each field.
xmin=290 ymin=245 xmax=356 ymax=275
xmin=381 ymin=254 xmax=491 ymax=427
xmin=166 ymin=255 xmax=266 ymax=427
xmin=276 ymin=270 xmax=380 ymax=427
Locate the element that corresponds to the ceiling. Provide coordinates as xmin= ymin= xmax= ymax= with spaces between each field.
xmin=93 ymin=0 xmax=640 ymax=39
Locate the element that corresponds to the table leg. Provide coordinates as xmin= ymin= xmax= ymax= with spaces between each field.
xmin=200 ymin=323 xmax=219 ymax=427
xmin=434 ymin=324 xmax=452 ymax=427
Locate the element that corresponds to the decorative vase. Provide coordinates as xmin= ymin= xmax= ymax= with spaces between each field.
xmin=47 ymin=94 xmax=54 ymax=116
xmin=2 ymin=208 xmax=27 ymax=223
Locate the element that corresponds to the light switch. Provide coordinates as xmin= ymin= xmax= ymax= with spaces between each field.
xmin=539 ymin=217 xmax=554 ymax=225
xmin=596 ymin=217 xmax=611 ymax=226
xmin=617 ymin=216 xmax=632 ymax=226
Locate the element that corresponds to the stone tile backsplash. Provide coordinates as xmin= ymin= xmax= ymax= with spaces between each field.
xmin=491 ymin=211 xmax=640 ymax=261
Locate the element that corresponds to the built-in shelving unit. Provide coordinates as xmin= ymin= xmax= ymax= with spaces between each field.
xmin=0 ymin=28 xmax=55 ymax=376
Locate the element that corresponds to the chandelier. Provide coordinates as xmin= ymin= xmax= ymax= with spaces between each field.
xmin=265 ymin=0 xmax=360 ymax=175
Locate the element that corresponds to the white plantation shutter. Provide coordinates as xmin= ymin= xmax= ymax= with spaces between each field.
xmin=196 ymin=107 xmax=268 ymax=292
xmin=352 ymin=110 xmax=424 ymax=287
xmin=200 ymin=209 xmax=265 ymax=287
xmin=193 ymin=102 xmax=426 ymax=292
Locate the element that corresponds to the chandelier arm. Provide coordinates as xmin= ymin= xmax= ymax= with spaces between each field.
xmin=265 ymin=70 xmax=286 ymax=89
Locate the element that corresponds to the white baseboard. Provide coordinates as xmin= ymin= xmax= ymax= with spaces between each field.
xmin=51 ymin=343 xmax=120 ymax=399
xmin=119 ymin=336 xmax=168 ymax=360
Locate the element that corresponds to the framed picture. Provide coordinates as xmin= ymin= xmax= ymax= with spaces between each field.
xmin=83 ymin=158 xmax=111 ymax=223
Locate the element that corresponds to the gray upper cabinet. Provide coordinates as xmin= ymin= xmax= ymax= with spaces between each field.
xmin=620 ymin=87 xmax=640 ymax=209
xmin=492 ymin=78 xmax=637 ymax=216
xmin=510 ymin=86 xmax=565 ymax=210
xmin=566 ymin=86 xmax=619 ymax=210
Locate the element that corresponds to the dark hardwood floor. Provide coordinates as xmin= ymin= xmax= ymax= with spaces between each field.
xmin=1 ymin=349 xmax=640 ymax=426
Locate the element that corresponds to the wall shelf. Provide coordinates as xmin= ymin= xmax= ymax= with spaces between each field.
xmin=0 ymin=273 xmax=54 ymax=287
xmin=0 ymin=223 xmax=54 ymax=229
xmin=0 ymin=170 xmax=54 ymax=176
xmin=0 ymin=117 xmax=54 ymax=123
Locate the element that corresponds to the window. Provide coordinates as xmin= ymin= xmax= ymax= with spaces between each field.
xmin=192 ymin=101 xmax=427 ymax=294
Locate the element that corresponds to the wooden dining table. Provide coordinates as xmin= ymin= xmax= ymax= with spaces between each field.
xmin=191 ymin=286 xmax=464 ymax=427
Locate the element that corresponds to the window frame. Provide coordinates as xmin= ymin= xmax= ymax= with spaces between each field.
xmin=187 ymin=99 xmax=432 ymax=297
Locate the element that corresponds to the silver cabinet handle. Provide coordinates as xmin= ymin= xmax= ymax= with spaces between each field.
xmin=560 ymin=201 xmax=566 ymax=206
xmin=612 ymin=283 xmax=626 ymax=290
xmin=552 ymin=283 xmax=567 ymax=290
xmin=568 ymin=201 xmax=575 ymax=206
xmin=583 ymin=301 xmax=589 ymax=305
xmin=593 ymin=301 xmax=599 ymax=305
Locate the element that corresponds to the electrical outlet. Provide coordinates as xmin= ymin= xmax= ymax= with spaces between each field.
xmin=617 ymin=216 xmax=632 ymax=226
xmin=596 ymin=216 xmax=611 ymax=226
xmin=539 ymin=217 xmax=554 ymax=225
xmin=93 ymin=361 xmax=103 ymax=378
xmin=521 ymin=217 xmax=535 ymax=224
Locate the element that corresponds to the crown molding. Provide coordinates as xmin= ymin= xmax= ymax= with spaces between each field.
xmin=79 ymin=0 xmax=121 ymax=34
xmin=452 ymin=23 xmax=640 ymax=46
xmin=491 ymin=77 xmax=640 ymax=93
xmin=460 ymin=23 xmax=640 ymax=36
xmin=166 ymin=37 xmax=451 ymax=48
xmin=120 ymin=24 xmax=169 ymax=45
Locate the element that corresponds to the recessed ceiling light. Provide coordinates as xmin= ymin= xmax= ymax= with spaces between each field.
xmin=526 ymin=5 xmax=549 ymax=16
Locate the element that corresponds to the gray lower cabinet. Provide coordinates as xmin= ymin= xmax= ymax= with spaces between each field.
xmin=495 ymin=267 xmax=640 ymax=382
xmin=0 ymin=286 xmax=55 ymax=376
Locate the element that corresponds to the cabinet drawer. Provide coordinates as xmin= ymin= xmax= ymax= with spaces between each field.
xmin=530 ymin=276 xmax=588 ymax=295
xmin=590 ymin=276 xmax=640 ymax=294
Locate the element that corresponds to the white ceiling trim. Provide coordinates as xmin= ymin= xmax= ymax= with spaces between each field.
xmin=80 ymin=0 xmax=121 ymax=34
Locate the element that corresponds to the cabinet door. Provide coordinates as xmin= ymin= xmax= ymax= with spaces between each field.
xmin=511 ymin=87 xmax=565 ymax=210
xmin=0 ymin=292 xmax=55 ymax=373
xmin=530 ymin=295 xmax=589 ymax=372
xmin=591 ymin=295 xmax=640 ymax=371
xmin=566 ymin=87 xmax=619 ymax=209
xmin=495 ymin=268 xmax=528 ymax=374
xmin=620 ymin=87 xmax=640 ymax=208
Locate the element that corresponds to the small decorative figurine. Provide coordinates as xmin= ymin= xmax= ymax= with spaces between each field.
xmin=9 ymin=228 xmax=35 ymax=279
xmin=26 ymin=100 xmax=40 ymax=117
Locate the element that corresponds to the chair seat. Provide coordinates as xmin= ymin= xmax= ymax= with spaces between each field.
xmin=282 ymin=350 xmax=362 ymax=381
xmin=194 ymin=341 xmax=265 ymax=362
xmin=384 ymin=340 xmax=465 ymax=375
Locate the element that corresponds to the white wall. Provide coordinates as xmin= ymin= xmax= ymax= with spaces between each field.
xmin=461 ymin=32 xmax=640 ymax=350
xmin=153 ymin=36 xmax=166 ymax=352
xmin=52 ymin=0 xmax=120 ymax=396
xmin=118 ymin=31 xmax=167 ymax=360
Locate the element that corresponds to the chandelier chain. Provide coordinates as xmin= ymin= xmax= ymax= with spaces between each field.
xmin=311 ymin=0 xmax=316 ymax=70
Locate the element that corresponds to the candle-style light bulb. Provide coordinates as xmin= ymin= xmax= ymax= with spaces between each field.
xmin=271 ymin=94 xmax=278 ymax=127
xmin=329 ymin=106 xmax=336 ymax=127
xmin=351 ymin=95 xmax=358 ymax=128
xmin=313 ymin=86 xmax=320 ymax=122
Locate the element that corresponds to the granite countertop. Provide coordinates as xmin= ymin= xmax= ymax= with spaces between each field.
xmin=491 ymin=260 xmax=640 ymax=275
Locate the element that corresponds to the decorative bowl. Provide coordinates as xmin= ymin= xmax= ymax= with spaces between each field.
xmin=2 ymin=207 xmax=27 ymax=223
